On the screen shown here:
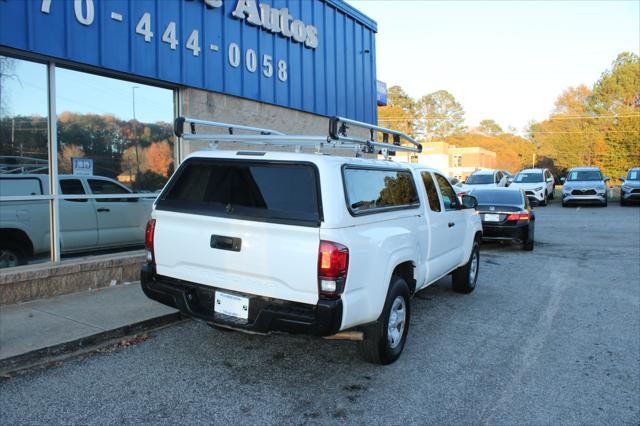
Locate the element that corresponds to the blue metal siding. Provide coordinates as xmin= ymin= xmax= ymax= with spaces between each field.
xmin=0 ymin=0 xmax=377 ymax=124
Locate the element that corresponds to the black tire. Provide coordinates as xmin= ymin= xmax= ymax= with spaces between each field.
xmin=359 ymin=276 xmax=410 ymax=365
xmin=602 ymin=196 xmax=608 ymax=207
xmin=549 ymin=189 xmax=555 ymax=200
xmin=620 ymin=197 xmax=627 ymax=206
xmin=540 ymin=194 xmax=548 ymax=206
xmin=562 ymin=201 xmax=569 ymax=208
xmin=523 ymin=226 xmax=534 ymax=251
xmin=452 ymin=241 xmax=479 ymax=294
xmin=0 ymin=242 xmax=27 ymax=268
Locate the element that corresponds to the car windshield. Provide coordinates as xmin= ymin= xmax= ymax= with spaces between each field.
xmin=470 ymin=189 xmax=523 ymax=205
xmin=515 ymin=172 xmax=543 ymax=183
xmin=627 ymin=170 xmax=639 ymax=181
xmin=567 ymin=170 xmax=602 ymax=181
xmin=466 ymin=174 xmax=494 ymax=184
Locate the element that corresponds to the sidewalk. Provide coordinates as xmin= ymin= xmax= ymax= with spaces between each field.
xmin=0 ymin=282 xmax=180 ymax=373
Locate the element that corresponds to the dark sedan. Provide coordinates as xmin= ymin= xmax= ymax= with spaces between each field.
xmin=470 ymin=188 xmax=536 ymax=251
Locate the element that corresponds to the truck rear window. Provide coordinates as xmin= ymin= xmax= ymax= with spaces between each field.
xmin=343 ymin=167 xmax=420 ymax=215
xmin=157 ymin=159 xmax=321 ymax=226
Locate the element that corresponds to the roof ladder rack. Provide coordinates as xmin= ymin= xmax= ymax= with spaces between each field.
xmin=174 ymin=116 xmax=422 ymax=158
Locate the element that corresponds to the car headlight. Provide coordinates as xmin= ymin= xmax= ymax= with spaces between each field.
xmin=622 ymin=185 xmax=631 ymax=192
xmin=563 ymin=187 xmax=572 ymax=193
xmin=533 ymin=186 xmax=543 ymax=191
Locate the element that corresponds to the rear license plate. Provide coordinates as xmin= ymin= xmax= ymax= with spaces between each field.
xmin=484 ymin=214 xmax=500 ymax=222
xmin=214 ymin=291 xmax=249 ymax=320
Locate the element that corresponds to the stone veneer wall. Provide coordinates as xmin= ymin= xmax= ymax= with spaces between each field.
xmin=0 ymin=252 xmax=145 ymax=305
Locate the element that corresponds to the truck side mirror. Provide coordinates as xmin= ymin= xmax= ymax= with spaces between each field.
xmin=461 ymin=195 xmax=477 ymax=209
xmin=560 ymin=177 xmax=566 ymax=183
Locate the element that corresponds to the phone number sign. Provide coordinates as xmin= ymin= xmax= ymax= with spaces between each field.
xmin=0 ymin=0 xmax=379 ymax=124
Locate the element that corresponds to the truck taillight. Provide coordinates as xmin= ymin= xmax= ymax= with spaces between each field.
xmin=318 ymin=240 xmax=349 ymax=299
xmin=145 ymin=219 xmax=156 ymax=264
xmin=506 ymin=212 xmax=530 ymax=222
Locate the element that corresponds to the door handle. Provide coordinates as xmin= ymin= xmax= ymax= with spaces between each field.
xmin=448 ymin=222 xmax=455 ymax=228
xmin=210 ymin=235 xmax=242 ymax=252
xmin=97 ymin=208 xmax=110 ymax=212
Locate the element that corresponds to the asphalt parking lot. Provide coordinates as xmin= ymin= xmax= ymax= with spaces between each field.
xmin=1 ymin=202 xmax=639 ymax=425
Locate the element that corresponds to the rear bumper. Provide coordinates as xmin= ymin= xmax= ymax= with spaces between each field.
xmin=140 ymin=264 xmax=342 ymax=336
xmin=481 ymin=222 xmax=530 ymax=242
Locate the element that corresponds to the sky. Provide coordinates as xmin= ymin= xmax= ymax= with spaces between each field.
xmin=348 ymin=0 xmax=640 ymax=133
xmin=1 ymin=59 xmax=173 ymax=124
xmin=2 ymin=1 xmax=638 ymax=133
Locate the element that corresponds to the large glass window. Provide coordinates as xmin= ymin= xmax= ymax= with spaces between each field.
xmin=0 ymin=54 xmax=176 ymax=269
xmin=54 ymin=68 xmax=174 ymax=260
xmin=0 ymin=57 xmax=51 ymax=268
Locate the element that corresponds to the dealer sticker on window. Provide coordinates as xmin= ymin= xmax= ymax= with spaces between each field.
xmin=214 ymin=291 xmax=249 ymax=320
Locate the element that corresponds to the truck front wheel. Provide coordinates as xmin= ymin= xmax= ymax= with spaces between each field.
xmin=359 ymin=276 xmax=411 ymax=365
xmin=452 ymin=242 xmax=479 ymax=294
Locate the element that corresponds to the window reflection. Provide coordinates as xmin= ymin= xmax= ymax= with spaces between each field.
xmin=0 ymin=57 xmax=51 ymax=268
xmin=0 ymin=56 xmax=49 ymax=180
xmin=54 ymin=68 xmax=174 ymax=259
xmin=55 ymin=68 xmax=174 ymax=193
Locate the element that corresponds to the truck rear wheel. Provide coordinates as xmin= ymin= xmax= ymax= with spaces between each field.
xmin=359 ymin=276 xmax=410 ymax=365
xmin=0 ymin=243 xmax=27 ymax=268
xmin=452 ymin=242 xmax=479 ymax=294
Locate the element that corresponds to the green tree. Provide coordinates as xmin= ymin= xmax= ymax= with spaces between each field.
xmin=478 ymin=119 xmax=503 ymax=136
xmin=415 ymin=90 xmax=466 ymax=141
xmin=378 ymin=85 xmax=417 ymax=138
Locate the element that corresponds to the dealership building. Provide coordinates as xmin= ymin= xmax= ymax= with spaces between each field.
xmin=0 ymin=0 xmax=379 ymax=303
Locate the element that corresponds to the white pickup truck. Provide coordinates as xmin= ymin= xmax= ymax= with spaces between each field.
xmin=141 ymin=145 xmax=483 ymax=364
xmin=0 ymin=174 xmax=154 ymax=267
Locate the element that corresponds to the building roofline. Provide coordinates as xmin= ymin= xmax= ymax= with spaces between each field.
xmin=326 ymin=0 xmax=378 ymax=32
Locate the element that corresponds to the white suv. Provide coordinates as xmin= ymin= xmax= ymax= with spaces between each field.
xmin=141 ymin=149 xmax=483 ymax=364
xmin=509 ymin=168 xmax=555 ymax=205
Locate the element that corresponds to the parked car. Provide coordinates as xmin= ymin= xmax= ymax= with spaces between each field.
xmin=141 ymin=150 xmax=483 ymax=364
xmin=561 ymin=167 xmax=609 ymax=207
xmin=469 ymin=187 xmax=536 ymax=251
xmin=448 ymin=176 xmax=466 ymax=196
xmin=0 ymin=174 xmax=154 ymax=268
xmin=508 ymin=168 xmax=555 ymax=206
xmin=619 ymin=167 xmax=640 ymax=206
xmin=462 ymin=169 xmax=509 ymax=191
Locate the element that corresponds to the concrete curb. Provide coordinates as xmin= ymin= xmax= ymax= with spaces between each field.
xmin=0 ymin=311 xmax=183 ymax=376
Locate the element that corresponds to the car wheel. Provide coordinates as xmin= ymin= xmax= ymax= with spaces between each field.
xmin=523 ymin=224 xmax=534 ymax=251
xmin=562 ymin=201 xmax=569 ymax=208
xmin=452 ymin=241 xmax=479 ymax=294
xmin=620 ymin=197 xmax=627 ymax=206
xmin=359 ymin=276 xmax=411 ymax=365
xmin=0 ymin=243 xmax=27 ymax=269
xmin=602 ymin=196 xmax=608 ymax=207
xmin=541 ymin=194 xmax=548 ymax=206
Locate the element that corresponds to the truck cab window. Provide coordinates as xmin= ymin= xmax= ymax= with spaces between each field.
xmin=421 ymin=172 xmax=441 ymax=212
xmin=434 ymin=174 xmax=460 ymax=211
xmin=60 ymin=179 xmax=87 ymax=202
xmin=88 ymin=179 xmax=130 ymax=202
